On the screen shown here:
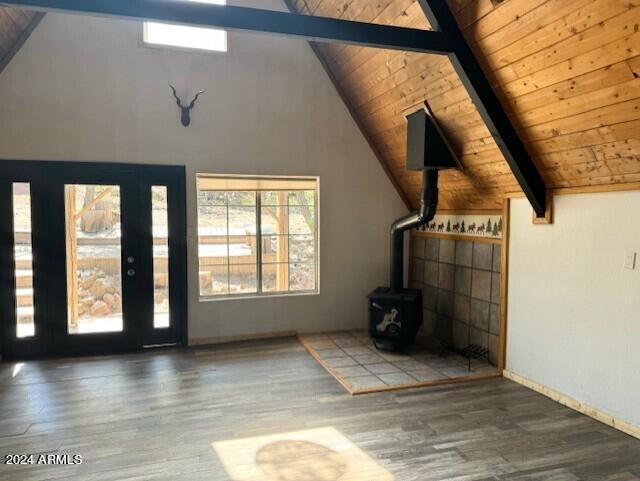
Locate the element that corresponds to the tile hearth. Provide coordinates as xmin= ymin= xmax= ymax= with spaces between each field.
xmin=299 ymin=330 xmax=499 ymax=394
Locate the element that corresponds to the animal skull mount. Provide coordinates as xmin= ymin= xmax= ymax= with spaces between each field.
xmin=169 ymin=84 xmax=205 ymax=127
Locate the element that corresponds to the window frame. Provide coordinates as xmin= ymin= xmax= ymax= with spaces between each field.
xmin=196 ymin=174 xmax=320 ymax=301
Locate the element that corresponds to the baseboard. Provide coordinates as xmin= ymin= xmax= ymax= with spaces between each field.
xmin=189 ymin=330 xmax=297 ymax=346
xmin=503 ymin=369 xmax=640 ymax=440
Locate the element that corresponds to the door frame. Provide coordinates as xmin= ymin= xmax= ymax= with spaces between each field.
xmin=0 ymin=160 xmax=188 ymax=359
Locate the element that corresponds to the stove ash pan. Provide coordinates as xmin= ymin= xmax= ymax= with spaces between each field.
xmin=367 ymin=287 xmax=422 ymax=352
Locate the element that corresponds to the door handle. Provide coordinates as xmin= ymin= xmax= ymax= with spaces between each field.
xmin=127 ymin=269 xmax=136 ymax=277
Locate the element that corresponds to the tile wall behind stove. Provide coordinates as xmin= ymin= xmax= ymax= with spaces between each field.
xmin=410 ymin=235 xmax=501 ymax=365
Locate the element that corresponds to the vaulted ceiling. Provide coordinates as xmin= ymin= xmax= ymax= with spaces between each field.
xmin=288 ymin=0 xmax=640 ymax=211
xmin=1 ymin=1 xmax=640 ymax=212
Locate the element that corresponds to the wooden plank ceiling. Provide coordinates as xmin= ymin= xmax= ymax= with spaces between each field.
xmin=0 ymin=7 xmax=41 ymax=73
xmin=2 ymin=2 xmax=640 ymax=211
xmin=289 ymin=0 xmax=640 ymax=211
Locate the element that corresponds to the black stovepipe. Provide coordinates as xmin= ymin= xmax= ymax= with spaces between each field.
xmin=390 ymin=169 xmax=439 ymax=292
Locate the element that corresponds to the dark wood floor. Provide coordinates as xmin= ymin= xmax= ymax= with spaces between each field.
xmin=1 ymin=337 xmax=639 ymax=481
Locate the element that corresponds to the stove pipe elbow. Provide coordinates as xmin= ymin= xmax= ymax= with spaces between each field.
xmin=390 ymin=169 xmax=439 ymax=292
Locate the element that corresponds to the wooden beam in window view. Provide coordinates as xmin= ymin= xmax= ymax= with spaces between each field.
xmin=0 ymin=0 xmax=454 ymax=54
xmin=418 ymin=0 xmax=547 ymax=216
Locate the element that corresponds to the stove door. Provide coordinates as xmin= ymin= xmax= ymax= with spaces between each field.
xmin=369 ymin=298 xmax=403 ymax=340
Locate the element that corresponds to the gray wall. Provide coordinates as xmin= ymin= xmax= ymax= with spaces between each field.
xmin=0 ymin=2 xmax=407 ymax=343
xmin=410 ymin=235 xmax=501 ymax=364
xmin=507 ymin=193 xmax=640 ymax=428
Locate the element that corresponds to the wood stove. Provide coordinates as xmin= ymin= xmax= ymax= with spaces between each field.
xmin=367 ymin=287 xmax=422 ymax=351
xmin=369 ymin=106 xmax=459 ymax=352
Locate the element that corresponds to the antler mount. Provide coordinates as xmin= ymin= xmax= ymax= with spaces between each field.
xmin=169 ymin=84 xmax=205 ymax=127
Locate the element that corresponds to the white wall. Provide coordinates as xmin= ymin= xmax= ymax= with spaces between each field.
xmin=507 ymin=193 xmax=640 ymax=427
xmin=0 ymin=2 xmax=407 ymax=342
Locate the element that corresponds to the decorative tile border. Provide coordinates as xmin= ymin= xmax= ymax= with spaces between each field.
xmin=415 ymin=214 xmax=503 ymax=239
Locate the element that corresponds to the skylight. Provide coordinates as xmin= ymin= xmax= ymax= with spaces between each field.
xmin=143 ymin=0 xmax=227 ymax=53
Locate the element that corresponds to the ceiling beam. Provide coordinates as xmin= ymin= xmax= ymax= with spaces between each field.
xmin=281 ymin=0 xmax=413 ymax=211
xmin=418 ymin=0 xmax=547 ymax=216
xmin=0 ymin=0 xmax=454 ymax=54
xmin=0 ymin=0 xmax=545 ymax=215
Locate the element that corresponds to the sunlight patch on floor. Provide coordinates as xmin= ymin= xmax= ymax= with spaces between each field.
xmin=12 ymin=362 xmax=24 ymax=377
xmin=212 ymin=426 xmax=394 ymax=481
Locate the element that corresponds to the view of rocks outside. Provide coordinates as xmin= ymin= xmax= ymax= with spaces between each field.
xmin=12 ymin=183 xmax=171 ymax=336
xmin=75 ymin=267 xmax=122 ymax=319
xmin=198 ymin=190 xmax=317 ymax=296
xmin=65 ymin=185 xmax=171 ymax=334
xmin=12 ymin=183 xmax=317 ymax=335
xmin=66 ymin=185 xmax=124 ymax=334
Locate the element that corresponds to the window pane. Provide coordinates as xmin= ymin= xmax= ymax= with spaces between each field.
xmin=260 ymin=191 xmax=279 ymax=206
xmin=229 ymin=264 xmax=257 ymax=294
xmin=262 ymin=235 xmax=289 ymax=266
xmin=198 ymin=202 xmax=229 ymax=286
xmin=227 ymin=191 xmax=256 ymax=206
xmin=65 ymin=185 xmax=123 ymax=334
xmin=262 ymin=263 xmax=289 ymax=292
xmin=12 ymin=183 xmax=35 ymax=338
xmin=196 ymin=175 xmax=318 ymax=297
xmin=228 ymin=206 xmax=256 ymax=235
xmin=198 ymin=203 xmax=228 ymax=236
xmin=229 ymin=235 xmax=257 ymax=265
xmin=288 ymin=190 xmax=316 ymax=206
xmin=144 ymin=2 xmax=227 ymax=53
xmin=290 ymin=263 xmax=316 ymax=291
xmin=152 ymin=186 xmax=170 ymax=329
xmin=261 ymin=205 xmax=289 ymax=235
xmin=199 ymin=191 xmax=227 ymax=206
xmin=289 ymin=206 xmax=315 ymax=235
xmin=200 ymin=264 xmax=229 ymax=296
xmin=199 ymin=244 xmax=229 ymax=266
xmin=261 ymin=190 xmax=315 ymax=206
xmin=200 ymin=253 xmax=228 ymax=297
xmin=260 ymin=191 xmax=289 ymax=207
xmin=198 ymin=192 xmax=233 ymax=297
xmin=289 ymin=235 xmax=315 ymax=263
xmin=144 ymin=23 xmax=227 ymax=52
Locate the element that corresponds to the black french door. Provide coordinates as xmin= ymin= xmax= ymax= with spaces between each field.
xmin=0 ymin=160 xmax=187 ymax=359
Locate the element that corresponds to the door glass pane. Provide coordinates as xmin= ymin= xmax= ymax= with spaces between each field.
xmin=65 ymin=185 xmax=123 ymax=334
xmin=152 ymin=186 xmax=170 ymax=329
xmin=12 ymin=183 xmax=35 ymax=338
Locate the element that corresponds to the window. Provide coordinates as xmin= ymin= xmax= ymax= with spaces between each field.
xmin=152 ymin=186 xmax=170 ymax=328
xmin=143 ymin=0 xmax=227 ymax=53
xmin=64 ymin=185 xmax=124 ymax=335
xmin=197 ymin=175 xmax=319 ymax=298
xmin=12 ymin=183 xmax=35 ymax=338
